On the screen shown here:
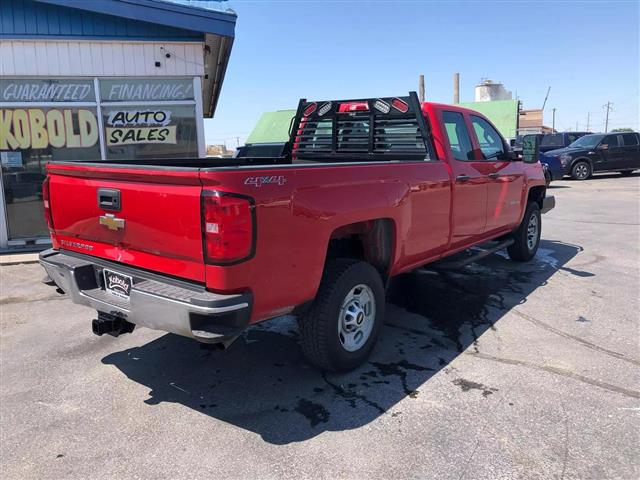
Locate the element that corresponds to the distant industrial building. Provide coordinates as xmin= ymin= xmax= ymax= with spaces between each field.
xmin=206 ymin=144 xmax=234 ymax=157
xmin=474 ymin=79 xmax=513 ymax=102
xmin=456 ymin=77 xmax=554 ymax=138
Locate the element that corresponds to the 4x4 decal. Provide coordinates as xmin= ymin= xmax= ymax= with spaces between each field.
xmin=244 ymin=175 xmax=287 ymax=187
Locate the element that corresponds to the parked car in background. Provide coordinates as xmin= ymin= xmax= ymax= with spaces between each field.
xmin=546 ymin=132 xmax=640 ymax=180
xmin=539 ymin=151 xmax=564 ymax=185
xmin=514 ymin=132 xmax=590 ymax=184
xmin=539 ymin=132 xmax=591 ymax=153
xmin=515 ymin=132 xmax=592 ymax=185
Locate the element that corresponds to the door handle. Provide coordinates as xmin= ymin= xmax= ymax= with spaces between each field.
xmin=97 ymin=188 xmax=121 ymax=211
xmin=455 ymin=174 xmax=470 ymax=183
xmin=487 ymin=173 xmax=500 ymax=179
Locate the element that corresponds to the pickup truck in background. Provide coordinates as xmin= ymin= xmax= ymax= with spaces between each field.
xmin=546 ymin=132 xmax=640 ymax=180
xmin=40 ymin=93 xmax=554 ymax=371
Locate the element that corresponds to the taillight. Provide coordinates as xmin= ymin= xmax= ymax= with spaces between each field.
xmin=42 ymin=176 xmax=54 ymax=230
xmin=201 ymin=191 xmax=255 ymax=264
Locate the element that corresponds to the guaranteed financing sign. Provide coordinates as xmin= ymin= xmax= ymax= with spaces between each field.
xmin=0 ymin=80 xmax=99 ymax=150
xmin=100 ymin=79 xmax=194 ymax=102
xmin=0 ymin=79 xmax=190 ymax=150
xmin=0 ymin=79 xmax=94 ymax=103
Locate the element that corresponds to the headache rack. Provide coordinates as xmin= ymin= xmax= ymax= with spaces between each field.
xmin=289 ymin=91 xmax=436 ymax=162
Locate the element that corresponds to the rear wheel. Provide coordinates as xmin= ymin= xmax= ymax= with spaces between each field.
xmin=299 ymin=259 xmax=384 ymax=372
xmin=507 ymin=202 xmax=541 ymax=262
xmin=571 ymin=161 xmax=591 ymax=180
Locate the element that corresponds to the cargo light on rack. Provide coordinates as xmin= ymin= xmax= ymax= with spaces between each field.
xmin=201 ymin=191 xmax=255 ymax=265
xmin=338 ymin=102 xmax=369 ymax=113
xmin=391 ymin=98 xmax=409 ymax=113
xmin=318 ymin=102 xmax=332 ymax=116
xmin=373 ymin=99 xmax=391 ymax=114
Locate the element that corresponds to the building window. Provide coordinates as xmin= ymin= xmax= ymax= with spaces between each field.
xmin=1 ymin=104 xmax=101 ymax=239
xmin=1 ymin=77 xmax=202 ymax=242
xmin=102 ymin=104 xmax=198 ymax=160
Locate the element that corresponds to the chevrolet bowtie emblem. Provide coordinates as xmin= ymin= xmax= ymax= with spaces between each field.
xmin=99 ymin=214 xmax=125 ymax=231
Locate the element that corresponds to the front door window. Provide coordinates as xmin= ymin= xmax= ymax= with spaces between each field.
xmin=470 ymin=115 xmax=506 ymax=160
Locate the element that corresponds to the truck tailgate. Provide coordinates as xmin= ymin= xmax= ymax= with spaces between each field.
xmin=47 ymin=163 xmax=205 ymax=283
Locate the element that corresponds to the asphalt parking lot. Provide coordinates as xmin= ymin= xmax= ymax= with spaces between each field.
xmin=1 ymin=173 xmax=639 ymax=479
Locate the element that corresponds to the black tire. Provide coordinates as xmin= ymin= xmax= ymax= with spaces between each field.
xmin=507 ymin=202 xmax=541 ymax=262
xmin=298 ymin=259 xmax=385 ymax=372
xmin=571 ymin=161 xmax=591 ymax=180
xmin=620 ymin=170 xmax=635 ymax=176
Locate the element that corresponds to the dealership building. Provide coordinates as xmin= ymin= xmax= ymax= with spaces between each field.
xmin=0 ymin=0 xmax=236 ymax=250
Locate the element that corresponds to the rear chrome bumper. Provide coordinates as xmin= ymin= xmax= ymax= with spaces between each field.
xmin=541 ymin=195 xmax=556 ymax=214
xmin=39 ymin=249 xmax=252 ymax=344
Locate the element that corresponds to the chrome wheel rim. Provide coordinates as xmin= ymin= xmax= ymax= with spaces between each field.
xmin=338 ymin=284 xmax=376 ymax=352
xmin=527 ymin=213 xmax=539 ymax=251
xmin=575 ymin=163 xmax=589 ymax=179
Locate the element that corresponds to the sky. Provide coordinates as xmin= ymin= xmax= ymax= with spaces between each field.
xmin=204 ymin=0 xmax=640 ymax=147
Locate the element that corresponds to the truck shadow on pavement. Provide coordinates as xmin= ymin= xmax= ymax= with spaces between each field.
xmin=102 ymin=240 xmax=583 ymax=444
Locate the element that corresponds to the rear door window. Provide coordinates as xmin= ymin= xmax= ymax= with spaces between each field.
xmin=442 ymin=111 xmax=474 ymax=161
xmin=601 ymin=135 xmax=620 ymax=148
xmin=541 ymin=134 xmax=564 ymax=147
xmin=622 ymin=133 xmax=639 ymax=146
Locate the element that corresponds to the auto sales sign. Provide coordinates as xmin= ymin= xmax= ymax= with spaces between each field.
xmin=105 ymin=109 xmax=177 ymax=146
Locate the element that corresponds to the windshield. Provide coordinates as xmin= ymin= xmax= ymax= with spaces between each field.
xmin=569 ymin=134 xmax=604 ymax=148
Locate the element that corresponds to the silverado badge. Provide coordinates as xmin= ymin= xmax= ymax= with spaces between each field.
xmin=99 ymin=214 xmax=125 ymax=231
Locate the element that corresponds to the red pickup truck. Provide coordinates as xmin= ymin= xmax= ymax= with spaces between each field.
xmin=40 ymin=93 xmax=554 ymax=371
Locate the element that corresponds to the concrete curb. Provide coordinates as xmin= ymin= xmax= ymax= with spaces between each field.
xmin=0 ymin=253 xmax=40 ymax=266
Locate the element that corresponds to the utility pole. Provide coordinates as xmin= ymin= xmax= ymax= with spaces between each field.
xmin=603 ymin=102 xmax=613 ymax=133
xmin=541 ymin=86 xmax=551 ymax=111
xmin=586 ymin=112 xmax=590 ymax=131
xmin=552 ymin=108 xmax=556 ymax=132
xmin=236 ymin=136 xmax=240 ymax=148
xmin=419 ymin=75 xmax=425 ymax=102
xmin=453 ymin=72 xmax=460 ymax=104
xmin=575 ymin=121 xmax=578 ymax=131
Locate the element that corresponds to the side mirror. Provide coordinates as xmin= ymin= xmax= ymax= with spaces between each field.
xmin=521 ymin=135 xmax=540 ymax=163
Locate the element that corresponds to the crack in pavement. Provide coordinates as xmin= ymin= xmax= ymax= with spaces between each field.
xmin=467 ymin=352 xmax=640 ymax=399
xmin=0 ymin=295 xmax=67 ymax=306
xmin=511 ymin=309 xmax=640 ymax=367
